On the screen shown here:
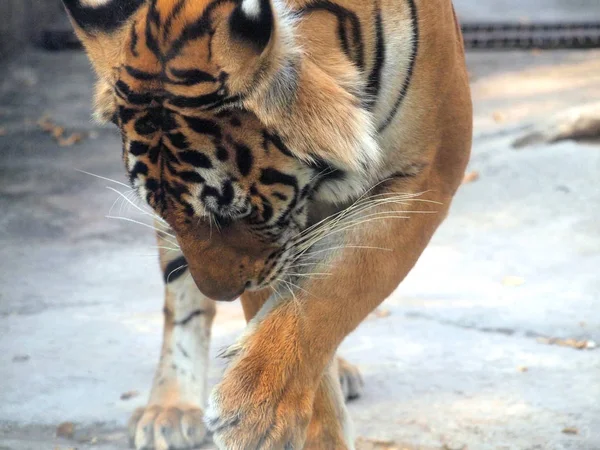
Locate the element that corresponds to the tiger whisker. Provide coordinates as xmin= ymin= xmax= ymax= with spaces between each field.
xmin=293 ymin=245 xmax=392 ymax=262
xmin=269 ymin=284 xmax=284 ymax=302
xmin=166 ymin=264 xmax=188 ymax=283
xmin=292 ymin=214 xmax=408 ymax=253
xmin=278 ymin=278 xmax=318 ymax=301
xmin=75 ymin=168 xmax=130 ymax=188
xmin=106 ymin=186 xmax=169 ymax=226
xmin=285 ymin=261 xmax=335 ymax=270
xmin=292 ymin=214 xmax=411 ymax=254
xmin=291 ymin=203 xmax=435 ymax=252
xmin=106 ymin=215 xmax=177 ymax=238
xmin=285 ymin=272 xmax=332 ymax=278
xmin=150 ymin=245 xmax=181 ymax=252
xmin=292 ymin=192 xmax=435 ymax=245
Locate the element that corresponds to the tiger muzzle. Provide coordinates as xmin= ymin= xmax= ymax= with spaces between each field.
xmin=173 ymin=219 xmax=276 ymax=302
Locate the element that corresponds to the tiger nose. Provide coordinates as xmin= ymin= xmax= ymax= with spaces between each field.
xmin=170 ymin=216 xmax=272 ymax=302
xmin=191 ymin=272 xmax=248 ymax=302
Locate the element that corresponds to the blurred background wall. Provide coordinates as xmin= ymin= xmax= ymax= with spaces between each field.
xmin=0 ymin=0 xmax=64 ymax=59
xmin=2 ymin=0 xmax=600 ymax=60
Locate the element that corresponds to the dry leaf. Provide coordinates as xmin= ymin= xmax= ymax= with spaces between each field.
xmin=58 ymin=133 xmax=83 ymax=147
xmin=492 ymin=112 xmax=506 ymax=123
xmin=0 ymin=127 xmax=6 ymax=136
xmin=462 ymin=171 xmax=480 ymax=184
xmin=562 ymin=427 xmax=579 ymax=435
xmin=356 ymin=437 xmax=399 ymax=450
xmin=373 ymin=308 xmax=391 ymax=319
xmin=537 ymin=337 xmax=596 ymax=350
xmin=56 ymin=421 xmax=75 ymax=439
xmin=51 ymin=126 xmax=65 ymax=139
xmin=517 ymin=366 xmax=528 ymax=372
xmin=502 ymin=276 xmax=525 ymax=287
xmin=37 ymin=116 xmax=84 ymax=146
xmin=120 ymin=390 xmax=140 ymax=400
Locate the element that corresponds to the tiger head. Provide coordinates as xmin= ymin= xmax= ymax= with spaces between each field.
xmin=62 ymin=0 xmax=374 ymax=300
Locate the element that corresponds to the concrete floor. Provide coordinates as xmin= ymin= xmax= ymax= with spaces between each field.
xmin=1 ymin=15 xmax=600 ymax=450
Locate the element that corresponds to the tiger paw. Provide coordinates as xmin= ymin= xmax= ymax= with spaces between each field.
xmin=205 ymin=362 xmax=314 ymax=449
xmin=337 ymin=357 xmax=364 ymax=401
xmin=128 ymin=404 xmax=207 ymax=450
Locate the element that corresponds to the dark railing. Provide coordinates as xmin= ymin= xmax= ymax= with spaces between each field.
xmin=461 ymin=22 xmax=600 ymax=49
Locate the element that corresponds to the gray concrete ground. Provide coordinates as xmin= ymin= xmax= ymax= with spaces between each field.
xmin=1 ymin=17 xmax=600 ymax=450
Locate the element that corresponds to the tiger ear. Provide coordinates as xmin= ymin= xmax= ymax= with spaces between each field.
xmin=61 ymin=0 xmax=144 ymax=33
xmin=228 ymin=0 xmax=275 ymax=52
xmin=214 ymin=0 xmax=297 ymax=96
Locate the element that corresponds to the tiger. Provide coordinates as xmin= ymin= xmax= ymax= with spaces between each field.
xmin=61 ymin=0 xmax=472 ymax=448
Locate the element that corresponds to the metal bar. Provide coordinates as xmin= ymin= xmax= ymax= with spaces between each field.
xmin=461 ymin=22 xmax=600 ymax=50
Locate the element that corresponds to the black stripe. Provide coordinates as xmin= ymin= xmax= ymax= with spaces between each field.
xmin=164 ymin=255 xmax=187 ymax=284
xmin=216 ymin=146 xmax=229 ymax=161
xmin=167 ymin=91 xmax=239 ymax=109
xmin=125 ymin=65 xmax=160 ymax=81
xmin=299 ymin=2 xmax=364 ymax=71
xmin=129 ymin=22 xmax=139 ymax=57
xmin=183 ymin=117 xmax=222 ymax=140
xmin=147 ymin=0 xmax=161 ymax=26
xmin=168 ymin=69 xmax=217 ymax=85
xmin=259 ymin=168 xmax=299 ymax=226
xmin=219 ymin=180 xmax=235 ymax=207
xmin=134 ymin=114 xmax=159 ymax=135
xmin=164 ymin=180 xmax=191 ymax=204
xmin=178 ymin=170 xmax=206 ymax=184
xmin=129 ymin=161 xmax=148 ymax=185
xmin=259 ymin=168 xmax=297 ymax=189
xmin=148 ymin=143 xmax=160 ymax=164
xmin=178 ymin=151 xmax=213 ymax=169
xmin=162 ymin=0 xmax=187 ymax=42
xmin=177 ymin=342 xmax=190 ymax=358
xmin=62 ymin=0 xmax=144 ymax=32
xmin=257 ymin=193 xmax=273 ymax=223
xmin=262 ymin=131 xmax=294 ymax=157
xmin=174 ymin=309 xmax=206 ymax=326
xmin=365 ymin=6 xmax=385 ymax=110
xmin=145 ymin=0 xmax=163 ymax=61
xmin=164 ymin=0 xmax=230 ymax=61
xmin=378 ymin=0 xmax=419 ymax=132
xmin=166 ymin=132 xmax=188 ymax=149
xmin=118 ymin=106 xmax=137 ymax=124
xmin=235 ymin=143 xmax=253 ymax=177
xmin=115 ymin=80 xmax=153 ymax=105
xmin=129 ymin=141 xmax=149 ymax=156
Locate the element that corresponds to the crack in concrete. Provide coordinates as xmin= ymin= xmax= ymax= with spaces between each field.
xmin=403 ymin=311 xmax=595 ymax=348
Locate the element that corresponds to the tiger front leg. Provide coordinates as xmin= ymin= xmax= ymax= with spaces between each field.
xmin=129 ymin=228 xmax=215 ymax=450
xmin=206 ymin=174 xmax=455 ymax=449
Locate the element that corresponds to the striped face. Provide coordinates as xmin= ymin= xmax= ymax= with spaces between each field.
xmin=62 ymin=0 xmax=349 ymax=300
xmin=65 ymin=0 xmax=321 ymax=238
xmin=62 ymin=0 xmax=342 ymax=299
xmin=116 ymin=97 xmax=321 ymax=300
xmin=117 ymin=98 xmax=315 ymax=242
